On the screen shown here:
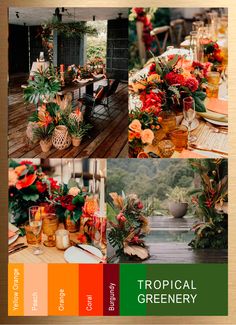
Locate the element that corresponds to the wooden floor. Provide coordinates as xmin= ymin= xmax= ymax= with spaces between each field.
xmin=8 ymin=74 xmax=128 ymax=158
xmin=108 ymin=215 xmax=228 ymax=264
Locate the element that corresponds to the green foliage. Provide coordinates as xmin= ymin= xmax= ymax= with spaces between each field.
xmin=66 ymin=118 xmax=93 ymax=138
xmin=189 ymin=159 xmax=228 ymax=249
xmin=23 ymin=66 xmax=61 ymax=105
xmin=167 ymin=186 xmax=189 ymax=203
xmin=32 ymin=123 xmax=55 ymax=141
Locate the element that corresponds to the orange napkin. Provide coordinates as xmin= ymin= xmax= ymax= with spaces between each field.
xmin=206 ymin=98 xmax=228 ymax=115
xmin=179 ymin=149 xmax=205 ymax=158
xmin=8 ymin=230 xmax=15 ymax=238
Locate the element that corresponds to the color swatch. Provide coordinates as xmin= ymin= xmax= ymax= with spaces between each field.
xmin=8 ymin=263 xmax=228 ymax=316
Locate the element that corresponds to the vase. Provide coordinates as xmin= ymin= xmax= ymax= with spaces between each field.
xmin=71 ymin=136 xmax=82 ymax=147
xmin=159 ymin=110 xmax=176 ymax=135
xmin=64 ymin=214 xmax=80 ymax=233
xmin=40 ymin=139 xmax=52 ymax=152
xmin=168 ymin=202 xmax=188 ymax=218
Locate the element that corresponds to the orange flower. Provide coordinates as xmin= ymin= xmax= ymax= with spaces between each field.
xmin=128 ymin=130 xmax=141 ymax=141
xmin=141 ymin=129 xmax=154 ymax=144
xmin=147 ymin=73 xmax=161 ymax=83
xmin=8 ymin=168 xmax=18 ymax=187
xmin=83 ymin=198 xmax=99 ymax=216
xmin=16 ymin=173 xmax=37 ymax=190
xmin=131 ymin=80 xmax=147 ymax=93
xmin=38 ymin=111 xmax=53 ymax=127
xmin=129 ymin=119 xmax=142 ymax=133
xmin=14 ymin=165 xmax=27 ymax=176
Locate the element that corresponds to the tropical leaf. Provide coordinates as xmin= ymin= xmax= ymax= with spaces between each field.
xmin=123 ymin=245 xmax=149 ymax=260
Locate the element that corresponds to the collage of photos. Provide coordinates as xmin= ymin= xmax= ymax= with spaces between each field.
xmin=8 ymin=7 xmax=228 ymax=266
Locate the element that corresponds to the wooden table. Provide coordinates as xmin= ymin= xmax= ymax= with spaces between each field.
xmin=9 ymin=224 xmax=82 ymax=264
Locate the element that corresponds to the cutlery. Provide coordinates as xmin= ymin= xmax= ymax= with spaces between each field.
xmin=9 ymin=243 xmax=25 ymax=250
xmin=206 ymin=122 xmax=228 ymax=134
xmin=71 ymin=241 xmax=104 ymax=263
xmin=9 ymin=245 xmax=28 ymax=255
xmin=189 ymin=144 xmax=228 ymax=156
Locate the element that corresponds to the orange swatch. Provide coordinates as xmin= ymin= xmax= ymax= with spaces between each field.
xmin=8 ymin=264 xmax=24 ymax=316
xmin=48 ymin=264 xmax=78 ymax=316
xmin=79 ymin=264 xmax=103 ymax=316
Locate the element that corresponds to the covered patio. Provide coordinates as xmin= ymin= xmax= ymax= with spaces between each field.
xmin=8 ymin=7 xmax=128 ymax=158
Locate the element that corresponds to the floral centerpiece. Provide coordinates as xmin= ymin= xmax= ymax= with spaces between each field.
xmin=203 ymin=40 xmax=224 ymax=71
xmin=108 ymin=192 xmax=150 ymax=261
xmin=8 ymin=160 xmax=59 ymax=226
xmin=52 ymin=179 xmax=87 ymax=233
xmin=129 ymin=54 xmax=211 ymax=157
xmin=189 ymin=159 xmax=228 ymax=249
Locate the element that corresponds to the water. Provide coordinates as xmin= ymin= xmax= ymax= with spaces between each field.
xmin=146 ymin=230 xmax=194 ymax=243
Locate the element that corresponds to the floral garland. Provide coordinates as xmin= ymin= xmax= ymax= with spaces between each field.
xmin=130 ymin=8 xmax=154 ymax=50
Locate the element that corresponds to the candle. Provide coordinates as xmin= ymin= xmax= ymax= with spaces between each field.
xmin=55 ymin=229 xmax=70 ymax=250
xmin=99 ymin=170 xmax=105 ymax=215
xmin=60 ymin=64 xmax=65 ymax=72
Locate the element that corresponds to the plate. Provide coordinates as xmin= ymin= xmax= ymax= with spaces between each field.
xmin=93 ymin=74 xmax=104 ymax=79
xmin=64 ymin=245 xmax=103 ymax=264
xmin=203 ymin=117 xmax=228 ymax=127
xmin=181 ymin=118 xmax=199 ymax=131
xmin=9 ymin=234 xmax=19 ymax=245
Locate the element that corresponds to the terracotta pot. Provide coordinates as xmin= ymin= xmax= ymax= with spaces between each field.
xmin=40 ymin=139 xmax=52 ymax=152
xmin=168 ymin=202 xmax=188 ymax=218
xmin=64 ymin=214 xmax=80 ymax=233
xmin=71 ymin=136 xmax=82 ymax=147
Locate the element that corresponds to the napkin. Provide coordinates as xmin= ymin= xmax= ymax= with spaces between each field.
xmin=8 ymin=230 xmax=16 ymax=238
xmin=206 ymin=98 xmax=228 ymax=116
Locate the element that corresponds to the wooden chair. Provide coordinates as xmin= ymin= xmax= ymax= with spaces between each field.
xmin=170 ymin=19 xmax=187 ymax=47
xmin=83 ymin=84 xmax=109 ymax=120
xmin=150 ymin=26 xmax=171 ymax=54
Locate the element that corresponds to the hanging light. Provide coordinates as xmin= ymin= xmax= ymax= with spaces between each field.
xmin=16 ymin=11 xmax=19 ymax=19
xmin=93 ymin=15 xmax=96 ymax=21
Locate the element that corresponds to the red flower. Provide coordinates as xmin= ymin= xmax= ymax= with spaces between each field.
xmin=205 ymin=199 xmax=213 ymax=208
xmin=77 ymin=233 xmax=87 ymax=244
xmin=149 ymin=63 xmax=157 ymax=75
xmin=137 ymin=201 xmax=144 ymax=209
xmin=48 ymin=178 xmax=60 ymax=191
xmin=165 ymin=72 xmax=185 ymax=86
xmin=36 ymin=181 xmax=47 ymax=193
xmin=16 ymin=174 xmax=37 ymax=190
xmin=192 ymin=61 xmax=204 ymax=69
xmin=20 ymin=160 xmax=33 ymax=166
xmin=184 ymin=77 xmax=199 ymax=92
xmin=60 ymin=195 xmax=76 ymax=211
xmin=140 ymin=90 xmax=163 ymax=115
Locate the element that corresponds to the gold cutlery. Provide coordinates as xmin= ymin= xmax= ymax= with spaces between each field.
xmin=71 ymin=241 xmax=104 ymax=263
xmin=190 ymin=144 xmax=228 ymax=156
xmin=9 ymin=245 xmax=28 ymax=255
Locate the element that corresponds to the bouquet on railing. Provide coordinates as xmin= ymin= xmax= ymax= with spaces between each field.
xmin=108 ymin=192 xmax=150 ymax=261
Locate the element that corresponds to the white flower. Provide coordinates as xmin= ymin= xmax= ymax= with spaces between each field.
xmin=68 ymin=187 xmax=81 ymax=197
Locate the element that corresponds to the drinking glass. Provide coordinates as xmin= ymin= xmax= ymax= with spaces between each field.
xmin=42 ymin=213 xmax=59 ymax=247
xmin=170 ymin=126 xmax=188 ymax=152
xmin=157 ymin=140 xmax=175 ymax=158
xmin=183 ymin=97 xmax=197 ymax=144
xmin=192 ymin=20 xmax=204 ymax=32
xmin=190 ymin=31 xmax=198 ymax=61
xmin=29 ymin=206 xmax=43 ymax=255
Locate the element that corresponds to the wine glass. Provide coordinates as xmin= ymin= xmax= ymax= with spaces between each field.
xmin=29 ymin=206 xmax=43 ymax=255
xmin=183 ymin=97 xmax=197 ymax=145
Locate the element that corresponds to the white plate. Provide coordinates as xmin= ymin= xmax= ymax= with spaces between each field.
xmin=64 ymin=245 xmax=103 ymax=264
xmin=203 ymin=117 xmax=228 ymax=127
xmin=93 ymin=74 xmax=104 ymax=79
xmin=9 ymin=234 xmax=19 ymax=245
xmin=182 ymin=118 xmax=199 ymax=131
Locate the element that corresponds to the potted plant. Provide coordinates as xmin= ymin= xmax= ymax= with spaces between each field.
xmin=33 ymin=123 xmax=55 ymax=152
xmin=23 ymin=65 xmax=61 ymax=106
xmin=67 ymin=119 xmax=92 ymax=147
xmin=167 ymin=186 xmax=189 ymax=218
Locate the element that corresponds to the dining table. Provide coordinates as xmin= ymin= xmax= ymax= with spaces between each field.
xmin=8 ymin=223 xmax=99 ymax=264
xmin=129 ymin=48 xmax=228 ymax=158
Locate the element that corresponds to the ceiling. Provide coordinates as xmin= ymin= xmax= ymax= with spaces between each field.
xmin=9 ymin=7 xmax=128 ymax=26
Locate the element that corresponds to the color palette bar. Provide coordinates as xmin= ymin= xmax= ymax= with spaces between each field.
xmin=8 ymin=263 xmax=228 ymax=316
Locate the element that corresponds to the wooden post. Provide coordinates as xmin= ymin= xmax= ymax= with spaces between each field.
xmin=136 ymin=21 xmax=146 ymax=65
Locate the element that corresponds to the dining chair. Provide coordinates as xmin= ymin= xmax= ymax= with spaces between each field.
xmin=105 ymin=79 xmax=120 ymax=108
xmin=170 ymin=19 xmax=187 ymax=47
xmin=150 ymin=26 xmax=172 ymax=54
xmin=82 ymin=84 xmax=110 ymax=120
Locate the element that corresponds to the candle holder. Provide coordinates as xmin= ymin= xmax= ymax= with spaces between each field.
xmin=55 ymin=229 xmax=70 ymax=250
xmin=92 ymin=212 xmax=107 ymax=255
